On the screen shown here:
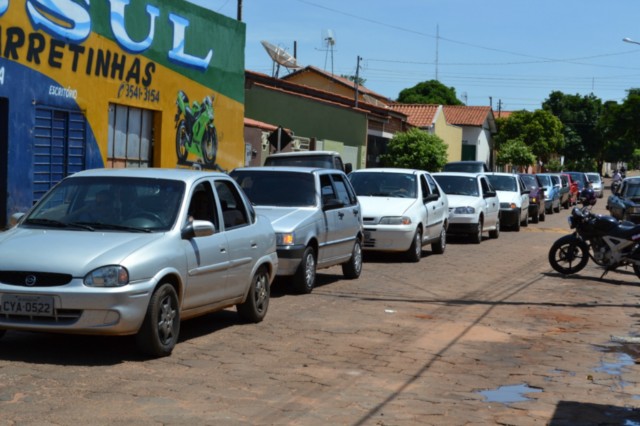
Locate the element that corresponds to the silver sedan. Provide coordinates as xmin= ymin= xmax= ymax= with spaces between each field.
xmin=0 ymin=168 xmax=278 ymax=357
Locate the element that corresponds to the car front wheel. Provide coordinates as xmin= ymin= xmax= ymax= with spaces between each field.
xmin=293 ymin=246 xmax=316 ymax=294
xmin=470 ymin=219 xmax=483 ymax=244
xmin=136 ymin=283 xmax=180 ymax=358
xmin=431 ymin=227 xmax=446 ymax=254
xmin=406 ymin=229 xmax=423 ymax=262
xmin=342 ymin=239 xmax=363 ymax=278
xmin=237 ymin=266 xmax=270 ymax=322
xmin=488 ymin=217 xmax=500 ymax=239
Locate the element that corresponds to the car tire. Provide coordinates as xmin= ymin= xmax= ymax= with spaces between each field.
xmin=342 ymin=239 xmax=363 ymax=278
xmin=521 ymin=209 xmax=529 ymax=227
xmin=136 ymin=283 xmax=180 ymax=358
xmin=554 ymin=202 xmax=561 ymax=213
xmin=470 ymin=219 xmax=483 ymax=244
xmin=514 ymin=214 xmax=521 ymax=232
xmin=292 ymin=246 xmax=316 ymax=294
xmin=406 ymin=229 xmax=423 ymax=262
xmin=431 ymin=227 xmax=446 ymax=254
xmin=237 ymin=266 xmax=270 ymax=323
xmin=539 ymin=208 xmax=546 ymax=222
xmin=531 ymin=206 xmax=539 ymax=224
xmin=488 ymin=218 xmax=500 ymax=239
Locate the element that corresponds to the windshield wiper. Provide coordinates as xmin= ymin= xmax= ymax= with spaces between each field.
xmin=75 ymin=222 xmax=153 ymax=233
xmin=25 ymin=218 xmax=95 ymax=231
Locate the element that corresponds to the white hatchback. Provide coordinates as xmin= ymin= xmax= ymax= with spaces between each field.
xmin=486 ymin=172 xmax=531 ymax=231
xmin=432 ymin=172 xmax=501 ymax=244
xmin=349 ymin=168 xmax=449 ymax=262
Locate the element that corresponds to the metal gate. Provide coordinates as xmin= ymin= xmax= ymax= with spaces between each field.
xmin=33 ymin=107 xmax=86 ymax=202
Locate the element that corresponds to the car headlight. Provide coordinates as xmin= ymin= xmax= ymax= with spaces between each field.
xmin=84 ymin=266 xmax=129 ymax=287
xmin=531 ymin=196 xmax=538 ymax=203
xmin=379 ymin=216 xmax=411 ymax=225
xmin=628 ymin=206 xmax=640 ymax=214
xmin=453 ymin=206 xmax=475 ymax=214
xmin=277 ymin=232 xmax=295 ymax=246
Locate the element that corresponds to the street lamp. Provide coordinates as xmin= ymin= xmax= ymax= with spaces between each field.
xmin=623 ymin=37 xmax=640 ymax=46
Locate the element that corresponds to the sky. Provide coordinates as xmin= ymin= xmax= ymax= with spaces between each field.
xmin=187 ymin=0 xmax=640 ymax=112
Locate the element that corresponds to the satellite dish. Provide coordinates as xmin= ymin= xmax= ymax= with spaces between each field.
xmin=261 ymin=41 xmax=302 ymax=77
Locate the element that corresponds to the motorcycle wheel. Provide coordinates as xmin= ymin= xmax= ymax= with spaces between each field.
xmin=176 ymin=119 xmax=188 ymax=163
xmin=548 ymin=234 xmax=589 ymax=275
xmin=202 ymin=126 xmax=218 ymax=168
xmin=633 ymin=264 xmax=640 ymax=279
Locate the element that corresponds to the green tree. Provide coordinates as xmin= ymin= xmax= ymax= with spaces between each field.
xmin=397 ymin=80 xmax=464 ymax=105
xmin=496 ymin=139 xmax=536 ymax=171
xmin=494 ymin=110 xmax=564 ymax=166
xmin=542 ymin=91 xmax=603 ymax=172
xmin=341 ymin=74 xmax=366 ymax=86
xmin=380 ymin=128 xmax=448 ymax=171
xmin=601 ymin=89 xmax=640 ymax=166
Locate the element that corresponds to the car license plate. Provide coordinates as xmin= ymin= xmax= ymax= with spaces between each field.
xmin=0 ymin=294 xmax=54 ymax=316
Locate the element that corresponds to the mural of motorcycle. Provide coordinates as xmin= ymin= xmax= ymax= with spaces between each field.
xmin=175 ymin=90 xmax=218 ymax=168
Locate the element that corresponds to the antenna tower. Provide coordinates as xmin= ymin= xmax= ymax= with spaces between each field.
xmin=321 ymin=29 xmax=336 ymax=75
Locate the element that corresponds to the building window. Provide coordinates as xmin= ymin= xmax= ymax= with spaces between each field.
xmin=108 ymin=103 xmax=154 ymax=168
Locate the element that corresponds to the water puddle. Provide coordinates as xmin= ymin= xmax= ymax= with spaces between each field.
xmin=478 ymin=383 xmax=542 ymax=405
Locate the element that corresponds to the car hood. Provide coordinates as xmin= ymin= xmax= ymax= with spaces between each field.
xmin=0 ymin=227 xmax=161 ymax=275
xmin=253 ymin=206 xmax=318 ymax=232
xmin=495 ymin=190 xmax=521 ymax=205
xmin=358 ymin=197 xmax=415 ymax=216
xmin=446 ymin=194 xmax=482 ymax=208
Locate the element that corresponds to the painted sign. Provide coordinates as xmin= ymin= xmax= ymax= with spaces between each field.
xmin=0 ymin=0 xmax=246 ymax=225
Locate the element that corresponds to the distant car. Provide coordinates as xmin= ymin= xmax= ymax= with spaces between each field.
xmin=586 ymin=172 xmax=604 ymax=198
xmin=432 ymin=172 xmax=500 ymax=244
xmin=606 ymin=176 xmax=640 ymax=223
xmin=486 ymin=173 xmax=530 ymax=231
xmin=442 ymin=161 xmax=489 ymax=173
xmin=536 ymin=173 xmax=561 ymax=214
xmin=565 ymin=171 xmax=589 ymax=193
xmin=231 ymin=167 xmax=363 ymax=294
xmin=519 ymin=173 xmax=546 ymax=223
xmin=0 ymin=168 xmax=278 ymax=357
xmin=558 ymin=173 xmax=578 ymax=209
xmin=348 ymin=168 xmax=449 ymax=262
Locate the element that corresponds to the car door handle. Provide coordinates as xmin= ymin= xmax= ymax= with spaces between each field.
xmin=352 ymin=208 xmax=359 ymax=216
xmin=338 ymin=212 xmax=344 ymax=219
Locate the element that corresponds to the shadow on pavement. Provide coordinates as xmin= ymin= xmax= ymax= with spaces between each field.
xmin=549 ymin=400 xmax=640 ymax=425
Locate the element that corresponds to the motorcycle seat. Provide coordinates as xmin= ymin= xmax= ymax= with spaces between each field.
xmin=610 ymin=222 xmax=640 ymax=239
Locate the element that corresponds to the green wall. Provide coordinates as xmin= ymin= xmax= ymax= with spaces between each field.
xmin=245 ymin=86 xmax=368 ymax=150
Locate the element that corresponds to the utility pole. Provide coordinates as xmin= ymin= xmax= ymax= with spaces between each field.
xmin=354 ymin=56 xmax=361 ymax=108
xmin=237 ymin=0 xmax=243 ymax=21
xmin=435 ymin=25 xmax=439 ymax=81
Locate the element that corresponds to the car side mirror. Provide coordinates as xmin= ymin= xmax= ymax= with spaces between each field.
xmin=424 ymin=194 xmax=438 ymax=203
xmin=483 ymin=190 xmax=496 ymax=198
xmin=344 ymin=163 xmax=353 ymax=174
xmin=181 ymin=220 xmax=215 ymax=239
xmin=9 ymin=212 xmax=25 ymax=227
xmin=322 ymin=198 xmax=345 ymax=211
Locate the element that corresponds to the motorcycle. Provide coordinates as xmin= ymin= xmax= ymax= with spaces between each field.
xmin=175 ymin=90 xmax=218 ymax=168
xmin=548 ymin=204 xmax=640 ymax=279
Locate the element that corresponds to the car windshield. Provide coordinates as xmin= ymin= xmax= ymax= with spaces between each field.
xmin=349 ymin=172 xmax=417 ymax=198
xmin=24 ymin=176 xmax=185 ymax=232
xmin=433 ymin=175 xmax=479 ymax=196
xmin=587 ymin=173 xmax=601 ymax=183
xmin=623 ymin=181 xmax=640 ymax=197
xmin=487 ymin=175 xmax=517 ymax=192
xmin=265 ymin=155 xmax=333 ymax=169
xmin=231 ymin=170 xmax=316 ymax=207
xmin=537 ymin=175 xmax=552 ymax=187
xmin=520 ymin=175 xmax=538 ymax=190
